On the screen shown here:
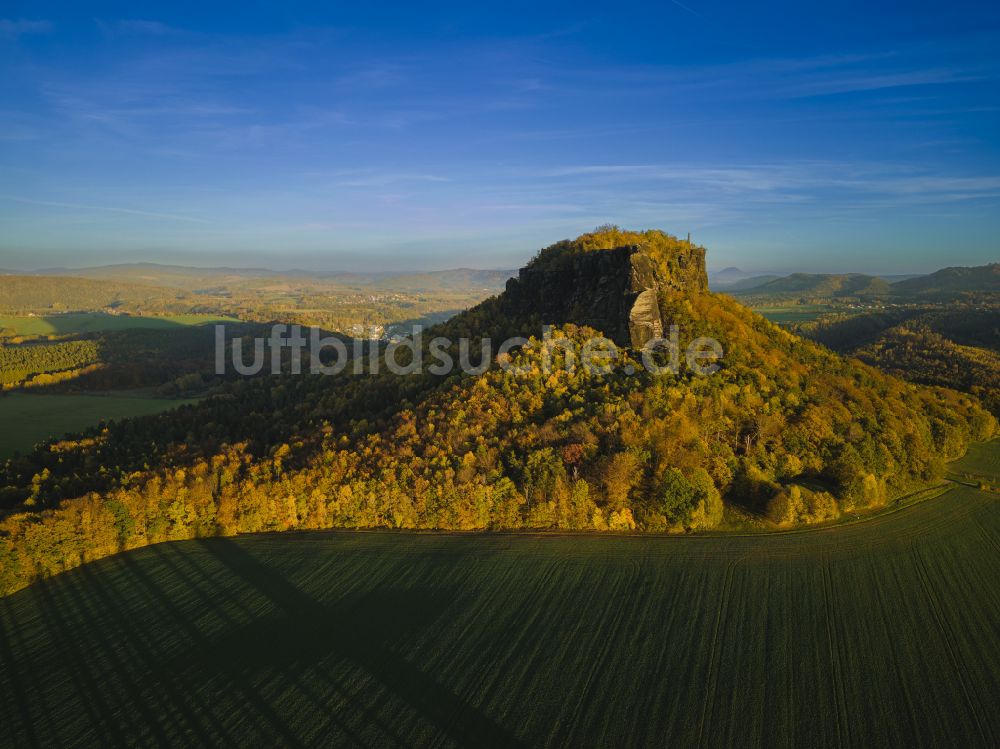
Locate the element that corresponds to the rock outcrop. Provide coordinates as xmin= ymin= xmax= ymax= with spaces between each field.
xmin=501 ymin=243 xmax=707 ymax=348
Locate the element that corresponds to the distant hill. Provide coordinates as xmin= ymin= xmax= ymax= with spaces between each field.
xmin=16 ymin=262 xmax=515 ymax=295
xmin=28 ymin=263 xmax=283 ymax=290
xmin=709 ymin=268 xmax=791 ymax=290
xmin=722 ymin=274 xmax=783 ymax=291
xmin=329 ymin=268 xmax=515 ymax=293
xmin=0 ymin=275 xmax=189 ymax=314
xmin=731 ymin=272 xmax=891 ymax=299
xmin=709 ymin=267 xmax=753 ymax=287
xmin=0 ymin=266 xmax=515 ymax=333
xmin=734 ymin=262 xmax=1000 ymax=301
xmin=879 ymin=274 xmax=924 ymax=283
xmin=890 ymin=263 xmax=1000 ymax=296
xmin=711 ymin=266 xmax=922 ymax=293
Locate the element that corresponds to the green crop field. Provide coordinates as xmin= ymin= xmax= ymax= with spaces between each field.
xmin=2 ymin=476 xmax=999 ymax=746
xmin=948 ymin=439 xmax=1000 ymax=485
xmin=753 ymin=305 xmax=836 ymax=326
xmin=0 ymin=393 xmax=198 ymax=459
xmin=0 ymin=313 xmax=238 ymax=337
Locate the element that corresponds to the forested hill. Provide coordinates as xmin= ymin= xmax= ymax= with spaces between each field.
xmin=0 ymin=275 xmax=188 ymax=314
xmin=0 ymin=228 xmax=994 ymax=595
xmin=803 ymin=308 xmax=1000 ymax=416
xmin=725 ymin=263 xmax=1000 ymax=299
xmin=729 ymin=273 xmax=890 ymax=298
xmin=890 ymin=262 xmax=1000 ymax=296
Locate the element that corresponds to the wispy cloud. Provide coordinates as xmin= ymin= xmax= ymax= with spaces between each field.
xmin=331 ymin=172 xmax=452 ymax=188
xmin=668 ymin=0 xmax=706 ymax=21
xmin=528 ymin=162 xmax=1000 ymax=205
xmin=777 ymin=68 xmax=985 ymax=98
xmin=335 ymin=62 xmax=410 ymax=89
xmin=0 ymin=18 xmax=51 ymax=38
xmin=295 ymin=166 xmax=428 ymax=179
xmin=0 ymin=194 xmax=211 ymax=223
xmin=560 ymin=52 xmax=993 ymax=102
xmin=96 ymin=19 xmax=181 ymax=36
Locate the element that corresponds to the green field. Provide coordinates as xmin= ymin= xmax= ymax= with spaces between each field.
xmin=0 ymin=313 xmax=238 ymax=337
xmin=1 ymin=479 xmax=999 ymax=746
xmin=948 ymin=439 xmax=1000 ymax=485
xmin=0 ymin=393 xmax=197 ymax=459
xmin=753 ymin=305 xmax=836 ymax=326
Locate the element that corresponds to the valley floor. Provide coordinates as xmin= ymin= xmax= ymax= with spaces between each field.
xmin=2 ymin=472 xmax=1000 ymax=746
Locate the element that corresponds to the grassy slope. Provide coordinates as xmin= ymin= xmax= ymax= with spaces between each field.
xmin=1 ymin=474 xmax=999 ymax=746
xmin=0 ymin=393 xmax=198 ymax=459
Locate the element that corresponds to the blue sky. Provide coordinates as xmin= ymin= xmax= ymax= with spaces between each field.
xmin=1 ymin=1 xmax=999 ymax=273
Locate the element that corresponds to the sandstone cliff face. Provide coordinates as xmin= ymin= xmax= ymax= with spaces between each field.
xmin=501 ymin=243 xmax=707 ymax=348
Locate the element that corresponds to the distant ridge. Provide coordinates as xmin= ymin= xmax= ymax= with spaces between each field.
xmin=890 ymin=262 xmax=1000 ymax=296
xmin=730 ymin=272 xmax=891 ymax=298
xmin=721 ymin=274 xmax=782 ymax=291
xmin=0 ymin=274 xmax=186 ymax=313
xmin=6 ymin=262 xmax=516 ymax=293
xmin=727 ymin=263 xmax=1000 ymax=299
xmin=708 ymin=267 xmax=754 ymax=287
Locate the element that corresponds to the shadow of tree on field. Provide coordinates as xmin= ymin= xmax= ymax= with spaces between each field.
xmin=0 ymin=538 xmax=526 ymax=747
xmin=189 ymin=537 xmax=526 ymax=748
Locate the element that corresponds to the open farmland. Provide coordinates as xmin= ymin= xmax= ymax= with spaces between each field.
xmin=1 ymin=469 xmax=999 ymax=747
xmin=751 ymin=305 xmax=839 ymax=327
xmin=0 ymin=313 xmax=237 ymax=337
xmin=0 ymin=393 xmax=198 ymax=459
xmin=947 ymin=439 xmax=1000 ymax=484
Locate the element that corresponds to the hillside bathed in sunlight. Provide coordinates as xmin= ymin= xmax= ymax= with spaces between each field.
xmin=2 ymin=1 xmax=1000 ymax=748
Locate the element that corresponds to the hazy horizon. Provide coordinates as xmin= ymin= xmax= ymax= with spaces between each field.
xmin=0 ymin=251 xmax=967 ymax=278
